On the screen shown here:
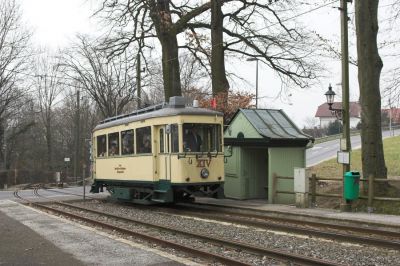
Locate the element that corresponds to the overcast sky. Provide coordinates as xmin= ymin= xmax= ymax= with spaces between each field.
xmin=19 ymin=0 xmax=396 ymax=127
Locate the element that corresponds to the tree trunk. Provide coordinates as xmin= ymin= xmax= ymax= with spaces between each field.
xmin=355 ymin=0 xmax=387 ymax=179
xmin=159 ymin=33 xmax=181 ymax=99
xmin=211 ymin=0 xmax=229 ymax=96
xmin=151 ymin=0 xmax=182 ymax=100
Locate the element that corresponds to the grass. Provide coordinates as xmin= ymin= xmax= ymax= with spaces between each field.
xmin=308 ymin=135 xmax=400 ymax=214
xmin=309 ymin=135 xmax=400 ymax=178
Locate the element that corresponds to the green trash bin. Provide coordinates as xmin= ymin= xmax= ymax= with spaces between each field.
xmin=344 ymin=171 xmax=360 ymax=200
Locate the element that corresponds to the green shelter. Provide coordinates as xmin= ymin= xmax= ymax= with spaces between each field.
xmin=224 ymin=109 xmax=312 ymax=204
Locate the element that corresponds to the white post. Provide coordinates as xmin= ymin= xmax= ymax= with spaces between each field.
xmin=294 ymin=168 xmax=309 ymax=208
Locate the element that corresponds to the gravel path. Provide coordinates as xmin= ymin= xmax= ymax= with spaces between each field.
xmin=61 ymin=200 xmax=400 ymax=265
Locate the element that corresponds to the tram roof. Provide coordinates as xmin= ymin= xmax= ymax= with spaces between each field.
xmin=94 ymin=106 xmax=223 ymax=131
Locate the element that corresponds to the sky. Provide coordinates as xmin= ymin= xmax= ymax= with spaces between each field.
xmin=19 ymin=0 xmax=395 ymax=127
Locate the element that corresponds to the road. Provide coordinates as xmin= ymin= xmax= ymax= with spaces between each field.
xmin=306 ymin=129 xmax=400 ymax=167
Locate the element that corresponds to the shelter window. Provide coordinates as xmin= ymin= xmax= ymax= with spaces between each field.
xmin=121 ymin=130 xmax=134 ymax=155
xmin=108 ymin=132 xmax=120 ymax=156
xmin=97 ymin=135 xmax=106 ymax=157
xmin=137 ymin=126 xmax=152 ymax=154
xmin=183 ymin=123 xmax=222 ymax=152
xmin=171 ymin=124 xmax=179 ymax=153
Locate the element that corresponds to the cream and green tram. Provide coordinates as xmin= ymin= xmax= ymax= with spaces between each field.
xmin=90 ymin=97 xmax=225 ymax=203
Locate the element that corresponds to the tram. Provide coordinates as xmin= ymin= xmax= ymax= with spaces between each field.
xmin=90 ymin=96 xmax=225 ymax=203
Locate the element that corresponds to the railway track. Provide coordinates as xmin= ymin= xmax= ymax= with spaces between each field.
xmin=26 ymin=187 xmax=400 ymax=250
xmin=156 ymin=203 xmax=400 ymax=250
xmin=15 ymin=188 xmax=340 ymax=266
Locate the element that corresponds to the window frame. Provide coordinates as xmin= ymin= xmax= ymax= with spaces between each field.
xmin=121 ymin=129 xmax=135 ymax=156
xmin=96 ymin=134 xmax=107 ymax=157
xmin=108 ymin=132 xmax=120 ymax=156
xmin=136 ymin=126 xmax=152 ymax=154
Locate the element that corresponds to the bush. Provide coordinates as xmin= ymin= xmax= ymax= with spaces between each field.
xmin=326 ymin=120 xmax=343 ymax=135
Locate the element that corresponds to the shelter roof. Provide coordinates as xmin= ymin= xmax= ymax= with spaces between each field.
xmin=229 ymin=108 xmax=311 ymax=140
xmin=225 ymin=109 xmax=312 ymax=147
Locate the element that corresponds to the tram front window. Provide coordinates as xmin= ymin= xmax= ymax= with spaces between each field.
xmin=183 ymin=123 xmax=221 ymax=152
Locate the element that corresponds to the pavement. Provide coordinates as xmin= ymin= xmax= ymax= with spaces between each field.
xmin=0 ymin=200 xmax=191 ymax=266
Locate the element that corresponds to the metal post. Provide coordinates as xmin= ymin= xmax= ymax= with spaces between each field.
xmin=246 ymin=58 xmax=259 ymax=108
xmin=271 ymin=173 xmax=277 ymax=204
xmin=311 ymin=174 xmax=317 ymax=207
xmin=74 ymin=89 xmax=80 ymax=184
xmin=389 ymin=108 xmax=392 ymax=135
xmin=255 ymin=59 xmax=259 ymax=109
xmin=367 ymin=174 xmax=374 ymax=213
xmin=340 ymin=0 xmax=351 ymax=212
xmin=82 ymin=164 xmax=86 ymax=201
xmin=136 ymin=53 xmax=141 ymax=109
xmin=3 ymin=125 xmax=6 ymax=170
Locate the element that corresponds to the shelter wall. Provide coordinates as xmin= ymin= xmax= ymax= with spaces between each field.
xmin=268 ymin=147 xmax=305 ymax=204
xmin=224 ymin=113 xmax=261 ymax=139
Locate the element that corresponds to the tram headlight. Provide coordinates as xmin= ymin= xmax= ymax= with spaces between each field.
xmin=200 ymin=168 xmax=209 ymax=179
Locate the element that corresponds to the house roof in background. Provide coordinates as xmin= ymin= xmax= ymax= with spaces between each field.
xmin=315 ymin=102 xmax=361 ymax=118
xmin=382 ymin=108 xmax=400 ymax=123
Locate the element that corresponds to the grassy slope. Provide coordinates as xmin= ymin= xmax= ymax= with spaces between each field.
xmin=309 ymin=135 xmax=400 ymax=178
xmin=308 ymin=136 xmax=400 ymax=214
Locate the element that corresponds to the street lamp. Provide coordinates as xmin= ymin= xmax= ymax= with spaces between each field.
xmin=324 ymin=82 xmax=351 ymax=211
xmin=324 ymin=83 xmax=343 ymax=120
xmin=247 ymin=58 xmax=259 ymax=108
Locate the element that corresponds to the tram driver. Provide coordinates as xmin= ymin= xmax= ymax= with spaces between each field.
xmin=184 ymin=125 xmax=202 ymax=152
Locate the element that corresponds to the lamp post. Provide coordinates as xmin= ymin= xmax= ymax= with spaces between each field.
xmin=324 ymin=84 xmax=343 ymax=120
xmin=324 ymin=83 xmax=351 ymax=211
xmin=247 ymin=58 xmax=259 ymax=108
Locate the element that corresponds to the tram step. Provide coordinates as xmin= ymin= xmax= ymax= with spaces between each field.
xmin=154 ymin=189 xmax=168 ymax=193
xmin=152 ymin=188 xmax=173 ymax=203
xmin=151 ymin=198 xmax=167 ymax=203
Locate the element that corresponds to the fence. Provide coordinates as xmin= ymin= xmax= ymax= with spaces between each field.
xmin=0 ymin=169 xmax=55 ymax=187
xmin=0 ymin=169 xmax=70 ymax=188
xmin=272 ymin=174 xmax=400 ymax=207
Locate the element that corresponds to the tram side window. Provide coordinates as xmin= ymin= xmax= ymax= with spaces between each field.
xmin=171 ymin=124 xmax=179 ymax=152
xmin=136 ymin=126 xmax=152 ymax=153
xmin=121 ymin=130 xmax=134 ymax=155
xmin=97 ymin=135 xmax=106 ymax=157
xmin=108 ymin=132 xmax=120 ymax=156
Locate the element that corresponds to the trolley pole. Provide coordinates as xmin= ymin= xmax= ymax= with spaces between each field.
xmin=340 ymin=0 xmax=352 ymax=212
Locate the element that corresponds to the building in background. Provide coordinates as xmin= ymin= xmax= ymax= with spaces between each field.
xmin=315 ymin=102 xmax=361 ymax=128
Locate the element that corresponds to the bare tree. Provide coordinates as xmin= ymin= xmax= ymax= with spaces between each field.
xmin=97 ymin=0 xmax=213 ymax=99
xmin=381 ymin=0 xmax=400 ymax=107
xmin=0 ymin=0 xmax=32 ymax=169
xmin=97 ymin=1 xmax=326 ymax=101
xmin=355 ymin=0 xmax=387 ymax=179
xmin=61 ymin=35 xmax=137 ymax=119
xmin=32 ymin=52 xmax=63 ymax=170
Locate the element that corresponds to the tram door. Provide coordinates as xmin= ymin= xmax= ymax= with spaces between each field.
xmin=156 ymin=125 xmax=170 ymax=181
